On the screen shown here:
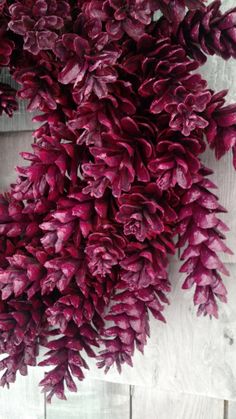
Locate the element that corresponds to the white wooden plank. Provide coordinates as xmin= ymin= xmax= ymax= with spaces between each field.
xmin=83 ymin=263 xmax=236 ymax=402
xmin=201 ymin=151 xmax=236 ymax=264
xmin=0 ymin=367 xmax=45 ymax=419
xmin=0 ymin=130 xmax=44 ymax=417
xmin=0 ymin=101 xmax=39 ymax=133
xmin=0 ymin=69 xmax=39 ymax=132
xmin=0 ymin=131 xmax=33 ymax=192
xmin=229 ymin=401 xmax=236 ymax=419
xmin=199 ymin=45 xmax=236 ymax=264
xmin=140 ymin=263 xmax=236 ymax=401
xmin=197 ymin=0 xmax=236 ymax=263
xmin=184 ymin=0 xmax=236 ymax=265
xmin=46 ymin=380 xmax=130 ymax=419
xmin=132 ymin=388 xmax=224 ymax=419
xmin=0 ymin=14 xmax=235 ymax=400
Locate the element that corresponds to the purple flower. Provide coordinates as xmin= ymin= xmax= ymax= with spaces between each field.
xmin=54 ymin=34 xmax=90 ymax=85
xmin=0 ymin=196 xmax=38 ymax=254
xmin=98 ymin=236 xmax=173 ymax=373
xmin=40 ymin=218 xmax=78 ymax=255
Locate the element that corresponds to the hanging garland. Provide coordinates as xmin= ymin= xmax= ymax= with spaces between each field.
xmin=0 ymin=0 xmax=236 ymax=402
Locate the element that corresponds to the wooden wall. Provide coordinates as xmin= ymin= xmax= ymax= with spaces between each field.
xmin=1 ymin=0 xmax=236 ymax=417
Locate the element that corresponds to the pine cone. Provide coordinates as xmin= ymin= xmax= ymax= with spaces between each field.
xmin=204 ymin=90 xmax=236 ymax=169
xmin=97 ymin=239 xmax=173 ymax=373
xmin=0 ymin=16 xmax=15 ymax=66
xmin=156 ymin=0 xmax=206 ymax=31
xmin=176 ymin=166 xmax=233 ymax=317
xmin=39 ymin=333 xmax=91 ymax=402
xmin=0 ymin=298 xmax=47 ymax=387
xmin=178 ymin=0 xmax=236 ymax=63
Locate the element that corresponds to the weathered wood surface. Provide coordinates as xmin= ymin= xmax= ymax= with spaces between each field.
xmin=83 ymin=263 xmax=236 ymax=402
xmin=47 ymin=381 xmax=130 ymax=419
xmin=229 ymin=401 xmax=236 ymax=419
xmin=0 ymin=70 xmax=39 ymax=133
xmin=0 ymin=367 xmax=45 ymax=419
xmin=0 ymin=131 xmax=33 ymax=192
xmin=132 ymin=388 xmax=224 ymax=419
xmin=0 ymin=378 xmax=227 ymax=419
xmin=201 ymin=152 xmax=236 ymax=264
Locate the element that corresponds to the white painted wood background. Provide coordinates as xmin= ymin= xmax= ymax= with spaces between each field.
xmin=1 ymin=1 xmax=236 ymax=417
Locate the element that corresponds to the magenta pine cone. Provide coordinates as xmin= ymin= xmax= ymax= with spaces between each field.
xmin=148 ymin=134 xmax=205 ymax=189
xmin=0 ymin=15 xmax=15 ymax=66
xmin=178 ymin=0 xmax=236 ymax=63
xmin=177 ymin=167 xmax=233 ymax=317
xmin=115 ymin=184 xmax=173 ymax=241
xmin=85 ymin=224 xmax=126 ymax=277
xmin=0 ymin=82 xmax=18 ymax=116
xmin=204 ymin=90 xmax=236 ymax=167
xmin=9 ymin=0 xmax=71 ymax=55
xmin=1 ymin=0 xmax=236 ymax=402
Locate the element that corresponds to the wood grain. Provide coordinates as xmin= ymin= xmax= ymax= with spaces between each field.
xmin=0 ymin=134 xmax=236 ymax=401
xmin=46 ymin=380 xmax=130 ymax=419
xmin=197 ymin=0 xmax=236 ymax=263
xmin=140 ymin=263 xmax=236 ymax=401
xmin=0 ymin=131 xmax=33 ymax=192
xmin=199 ymin=50 xmax=236 ymax=263
xmin=228 ymin=401 xmax=236 ymax=419
xmin=0 ymin=5 xmax=236 ymax=403
xmin=132 ymin=388 xmax=224 ymax=419
xmin=84 ymin=263 xmax=236 ymax=402
xmin=0 ymin=367 xmax=45 ymax=419
xmin=0 ymin=69 xmax=39 ymax=133
xmin=201 ymin=152 xmax=236 ymax=264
